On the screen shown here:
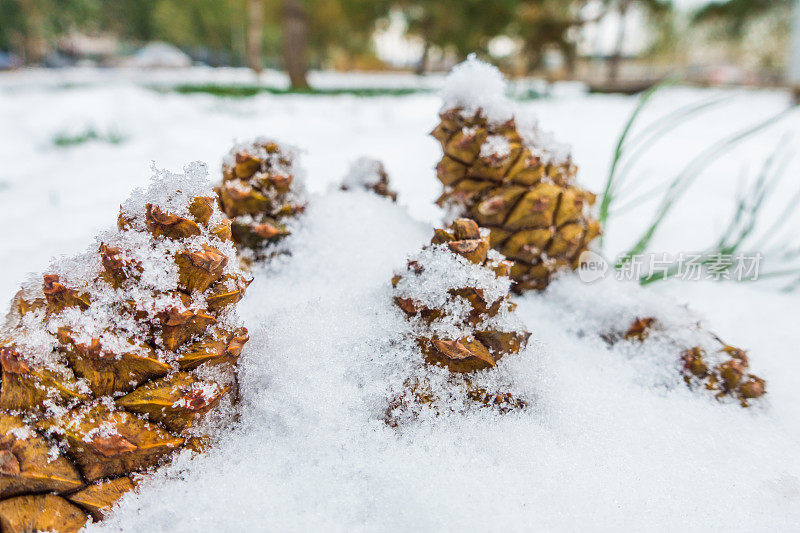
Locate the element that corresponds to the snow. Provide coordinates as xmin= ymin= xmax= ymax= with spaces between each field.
xmin=340 ymin=157 xmax=387 ymax=190
xmin=120 ymin=42 xmax=193 ymax=69
xmin=0 ymin=67 xmax=799 ymax=530
xmin=394 ymin=244 xmax=512 ymax=324
xmin=479 ymin=134 xmax=511 ymax=159
xmin=441 ymin=56 xmax=573 ymax=164
xmin=121 ymin=161 xmax=215 ymax=220
xmin=440 ymin=54 xmax=513 ymax=123
xmin=8 ymin=425 xmax=35 ymax=440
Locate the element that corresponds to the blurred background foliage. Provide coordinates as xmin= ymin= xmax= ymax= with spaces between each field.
xmin=0 ymin=0 xmax=793 ymax=90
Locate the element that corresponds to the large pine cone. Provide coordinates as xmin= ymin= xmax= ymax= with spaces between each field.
xmin=0 ymin=166 xmax=250 ymax=531
xmin=432 ymin=108 xmax=600 ymax=292
xmin=215 ymin=138 xmax=306 ymax=256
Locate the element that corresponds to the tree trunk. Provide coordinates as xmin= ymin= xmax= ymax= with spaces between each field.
xmin=561 ymin=42 xmax=577 ymax=79
xmin=245 ymin=0 xmax=263 ymax=74
xmin=524 ymin=43 xmax=542 ymax=76
xmin=282 ymin=0 xmax=310 ymax=90
xmin=607 ymin=0 xmax=630 ymax=83
xmin=415 ymin=38 xmax=431 ymax=76
xmin=18 ymin=0 xmax=48 ymax=64
xmin=790 ymin=0 xmax=800 ymax=102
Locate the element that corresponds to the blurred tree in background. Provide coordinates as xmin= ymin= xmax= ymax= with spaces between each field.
xmin=511 ymin=0 xmax=596 ymax=76
xmin=691 ymin=0 xmax=791 ymax=77
xmin=395 ymin=0 xmax=515 ymax=74
xmin=692 ymin=0 xmax=790 ymax=39
xmin=233 ymin=0 xmax=391 ymax=88
xmin=0 ymin=0 xmax=790 ymax=88
xmin=98 ymin=0 xmax=158 ymax=41
xmin=0 ymin=0 xmax=98 ymax=62
xmin=603 ymin=0 xmax=671 ymax=82
xmin=152 ymin=0 xmax=244 ymax=63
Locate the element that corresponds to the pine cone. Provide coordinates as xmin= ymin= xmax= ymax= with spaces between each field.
xmin=340 ymin=157 xmax=398 ymax=201
xmin=215 ymin=138 xmax=306 ymax=256
xmin=432 ymin=60 xmax=600 ymax=292
xmin=681 ymin=342 xmax=766 ymax=407
xmin=0 ymin=165 xmax=250 ymax=531
xmin=388 ymin=218 xmax=530 ymax=424
xmin=620 ymin=318 xmax=766 ymax=407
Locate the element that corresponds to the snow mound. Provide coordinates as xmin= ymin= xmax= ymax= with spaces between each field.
xmin=121 ymin=42 xmax=192 ymax=69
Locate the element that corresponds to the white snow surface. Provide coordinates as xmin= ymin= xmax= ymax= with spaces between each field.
xmin=0 ymin=67 xmax=798 ymax=531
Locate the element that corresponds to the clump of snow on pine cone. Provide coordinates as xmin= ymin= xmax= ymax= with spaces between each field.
xmin=441 ymin=54 xmax=572 ymax=165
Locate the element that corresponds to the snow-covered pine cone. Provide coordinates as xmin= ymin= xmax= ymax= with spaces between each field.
xmin=681 ymin=344 xmax=766 ymax=406
xmin=621 ymin=318 xmax=766 ymax=407
xmin=0 ymin=164 xmax=250 ymax=531
xmin=215 ymin=138 xmax=306 ymax=256
xmin=339 ymin=157 xmax=398 ymax=201
xmin=387 ymin=218 xmax=529 ymax=425
xmin=432 ymin=57 xmax=600 ymax=292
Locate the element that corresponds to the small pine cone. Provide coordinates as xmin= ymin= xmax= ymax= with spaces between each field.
xmin=0 ymin=164 xmax=250 ymax=529
xmin=340 ymin=157 xmax=398 ymax=201
xmin=215 ymin=138 xmax=306 ymax=255
xmin=432 ymin=61 xmax=600 ymax=292
xmin=679 ymin=339 xmax=766 ymax=406
xmin=600 ymin=316 xmax=658 ymax=345
xmin=388 ymin=218 xmax=530 ymax=424
xmin=385 ymin=378 xmax=438 ymax=428
xmin=617 ymin=318 xmax=765 ymax=407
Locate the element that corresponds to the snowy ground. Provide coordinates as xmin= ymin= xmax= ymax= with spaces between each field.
xmin=0 ymin=67 xmax=799 ymax=531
